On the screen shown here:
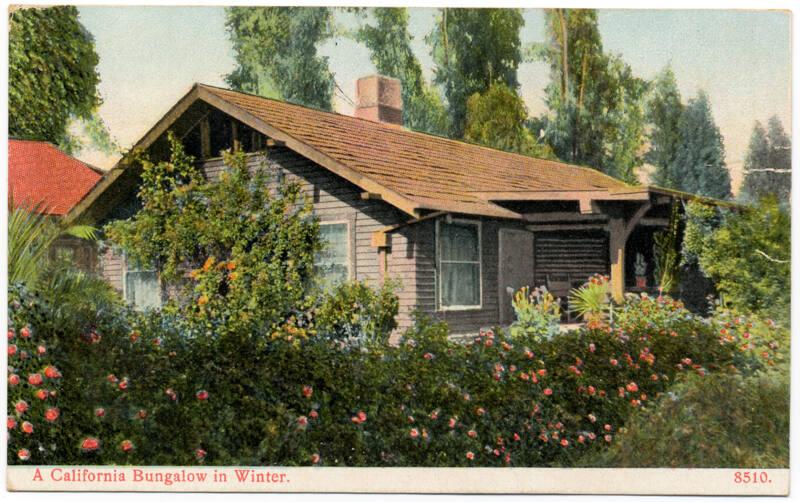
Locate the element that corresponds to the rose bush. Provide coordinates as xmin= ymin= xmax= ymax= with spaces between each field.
xmin=7 ymin=279 xmax=787 ymax=466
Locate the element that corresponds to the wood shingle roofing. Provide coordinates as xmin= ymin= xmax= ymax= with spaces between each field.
xmin=198 ymin=85 xmax=636 ymax=218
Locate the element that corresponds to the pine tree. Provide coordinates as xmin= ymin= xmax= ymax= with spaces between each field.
xmin=765 ymin=116 xmax=791 ymax=204
xmin=668 ymin=91 xmax=731 ymax=199
xmin=646 ymin=66 xmax=684 ymax=186
xmin=740 ymin=121 xmax=770 ymax=202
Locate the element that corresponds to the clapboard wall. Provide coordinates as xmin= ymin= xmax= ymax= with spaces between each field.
xmin=532 ymin=230 xmax=610 ymax=287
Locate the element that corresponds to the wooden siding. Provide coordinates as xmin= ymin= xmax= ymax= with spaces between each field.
xmin=532 ymin=230 xmax=609 ymax=287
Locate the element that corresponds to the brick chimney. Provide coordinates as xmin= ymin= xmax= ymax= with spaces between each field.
xmin=355 ymin=75 xmax=403 ymax=126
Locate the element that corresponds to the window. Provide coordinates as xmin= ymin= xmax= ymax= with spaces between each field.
xmin=437 ymin=219 xmax=482 ymax=309
xmin=315 ymin=222 xmax=350 ymax=287
xmin=124 ymin=259 xmax=161 ymax=310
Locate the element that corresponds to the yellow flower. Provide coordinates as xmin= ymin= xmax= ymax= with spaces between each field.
xmin=228 ymin=272 xmax=238 ymax=281
xmin=197 ymin=295 xmax=209 ymax=306
xmin=202 ymin=257 xmax=215 ymax=272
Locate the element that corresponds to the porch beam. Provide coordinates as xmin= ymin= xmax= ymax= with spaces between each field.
xmin=608 ymin=201 xmax=653 ymax=303
xmin=522 ymin=212 xmax=608 ymax=223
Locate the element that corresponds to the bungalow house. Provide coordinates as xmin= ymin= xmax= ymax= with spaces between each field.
xmin=9 ymin=138 xmax=103 ymax=271
xmin=66 ymin=76 xmax=717 ymax=333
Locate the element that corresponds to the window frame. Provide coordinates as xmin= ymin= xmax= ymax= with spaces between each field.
xmin=122 ymin=254 xmax=162 ymax=311
xmin=315 ymin=219 xmax=353 ymax=284
xmin=436 ymin=217 xmax=483 ymax=311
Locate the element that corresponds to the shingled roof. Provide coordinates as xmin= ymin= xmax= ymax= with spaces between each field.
xmin=9 ymin=139 xmax=102 ymax=216
xmin=71 ymin=83 xmax=690 ymax=224
xmin=199 ymin=85 xmax=635 ymax=218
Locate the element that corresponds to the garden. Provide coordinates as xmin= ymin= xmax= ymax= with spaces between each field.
xmin=7 ymin=140 xmax=790 ymax=468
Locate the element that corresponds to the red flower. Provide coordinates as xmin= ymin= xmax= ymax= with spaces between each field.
xmin=587 ymin=385 xmax=596 ymax=396
xmin=118 ymin=379 xmax=129 ymax=390
xmin=44 ymin=366 xmax=62 ymax=379
xmin=448 ymin=417 xmax=457 ymax=429
xmin=165 ymin=388 xmax=177 ymax=401
xmin=95 ymin=407 xmax=106 ymax=417
xmin=137 ymin=409 xmax=148 ymax=419
xmin=15 ymin=400 xmax=28 ymax=414
xmin=407 ymin=415 xmax=415 ymax=423
xmin=525 ymin=349 xmax=534 ymax=359
xmin=604 ymin=424 xmax=612 ymax=432
xmin=588 ymin=414 xmax=597 ymax=423
xmin=45 ymin=407 xmax=60 ymax=422
xmin=560 ymin=439 xmax=569 ymax=447
xmin=513 ymin=433 xmax=521 ymax=441
xmin=81 ymin=437 xmax=100 ymax=452
xmin=476 ymin=407 xmax=486 ymax=416
xmin=423 ymin=352 xmax=434 ymax=360
xmin=120 ymin=440 xmax=134 ymax=453
xmin=543 ymin=388 xmax=553 ymax=396
xmin=309 ymin=410 xmax=319 ymax=420
xmin=195 ymin=448 xmax=207 ymax=461
xmin=484 ymin=339 xmax=493 ymax=347
xmin=196 ymin=390 xmax=209 ymax=401
xmin=537 ymin=369 xmax=547 ymax=377
xmin=610 ymin=358 xmax=618 ymax=366
xmin=604 ymin=434 xmax=612 ymax=443
xmin=311 ymin=453 xmax=321 ymax=464
xmin=7 ymin=329 xmax=14 ymax=340
xmin=466 ymin=451 xmax=475 ymax=460
xmin=589 ymin=343 xmax=596 ymax=353
xmin=20 ymin=420 xmax=33 ymax=434
xmin=37 ymin=345 xmax=46 ymax=355
xmin=18 ymin=449 xmax=30 ymax=461
xmin=357 ymin=410 xmax=367 ymax=423
xmin=409 ymin=428 xmax=420 ymax=438
xmin=578 ymin=435 xmax=586 ymax=444
xmin=297 ymin=416 xmax=309 ymax=428
xmin=302 ymin=385 xmax=313 ymax=398
xmin=625 ymin=382 xmax=638 ymax=393
xmin=28 ymin=373 xmax=43 ymax=386
xmin=130 ymin=331 xmax=140 ymax=343
xmin=107 ymin=374 xmax=118 ymax=383
xmin=9 ymin=374 xmax=20 ymax=386
xmin=21 ymin=326 xmax=31 ymax=338
xmin=8 ymin=344 xmax=17 ymax=357
xmin=467 ymin=430 xmax=477 ymax=438
xmin=8 ymin=416 xmax=17 ymax=429
xmin=429 ymin=410 xmax=439 ymax=420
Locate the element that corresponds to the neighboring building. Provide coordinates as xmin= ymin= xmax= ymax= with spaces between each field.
xmin=67 ymin=76 xmax=719 ymax=332
xmin=9 ymin=139 xmax=103 ymax=271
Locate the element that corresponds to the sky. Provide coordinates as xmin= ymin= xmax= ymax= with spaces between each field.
xmin=75 ymin=6 xmax=792 ymax=192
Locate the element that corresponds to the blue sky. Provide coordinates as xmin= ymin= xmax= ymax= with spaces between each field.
xmin=76 ymin=7 xmax=791 ymax=190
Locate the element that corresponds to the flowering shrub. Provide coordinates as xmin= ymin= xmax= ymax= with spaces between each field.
xmin=313 ymin=280 xmax=399 ymax=346
xmin=6 ymin=282 xmax=787 ymax=467
xmin=509 ymin=286 xmax=560 ymax=342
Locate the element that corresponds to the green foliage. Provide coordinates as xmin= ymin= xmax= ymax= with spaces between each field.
xmin=314 ymin=280 xmax=400 ymax=346
xmin=668 ymin=91 xmax=731 ymax=199
xmin=225 ymin=7 xmax=335 ymax=111
xmin=652 ymin=203 xmax=681 ymax=292
xmin=539 ymin=9 xmax=648 ymax=182
xmin=464 ymin=84 xmax=554 ymax=158
xmin=589 ymin=369 xmax=789 ymax=467
xmin=429 ymin=8 xmax=524 ymax=138
xmin=9 ymin=276 xmax=787 ymax=467
xmin=681 ymin=200 xmax=723 ymax=266
xmin=740 ymin=116 xmax=791 ymax=205
xmin=509 ymin=286 xmax=561 ymax=342
xmin=696 ymin=197 xmax=790 ymax=325
xmin=646 ymin=65 xmax=684 ymax=186
xmin=8 ymin=203 xmax=98 ymax=287
xmin=357 ymin=7 xmax=449 ymax=135
xmin=8 ymin=6 xmax=110 ymax=153
xmin=569 ymin=275 xmax=611 ymax=328
xmin=104 ymin=134 xmax=322 ymax=336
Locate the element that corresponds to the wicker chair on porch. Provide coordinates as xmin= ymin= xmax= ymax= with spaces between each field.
xmin=546 ymin=273 xmax=573 ymax=322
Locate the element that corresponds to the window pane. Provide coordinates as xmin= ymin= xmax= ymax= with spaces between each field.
xmin=125 ymin=271 xmax=161 ymax=310
xmin=440 ymin=222 xmax=479 ymax=262
xmin=315 ymin=223 xmax=349 ymax=286
xmin=441 ymin=262 xmax=480 ymax=307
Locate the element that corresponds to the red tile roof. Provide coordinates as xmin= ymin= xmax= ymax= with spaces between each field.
xmin=9 ymin=139 xmax=102 ymax=216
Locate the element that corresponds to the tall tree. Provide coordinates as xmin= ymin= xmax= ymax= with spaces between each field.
xmin=357 ymin=7 xmax=448 ymax=135
xmin=8 ymin=7 xmax=106 ymax=153
xmin=646 ymin=65 xmax=684 ymax=186
xmin=740 ymin=117 xmax=791 ymax=204
xmin=429 ymin=8 xmax=524 ymax=138
xmin=463 ymin=84 xmax=552 ymax=158
xmin=225 ymin=7 xmax=335 ymax=111
xmin=538 ymin=9 xmax=647 ymax=182
xmin=668 ymin=91 xmax=731 ymax=199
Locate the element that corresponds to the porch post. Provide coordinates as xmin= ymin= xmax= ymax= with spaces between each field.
xmin=608 ymin=217 xmax=626 ymax=303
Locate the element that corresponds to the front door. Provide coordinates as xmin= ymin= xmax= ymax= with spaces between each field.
xmin=498 ymin=229 xmax=534 ymax=325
